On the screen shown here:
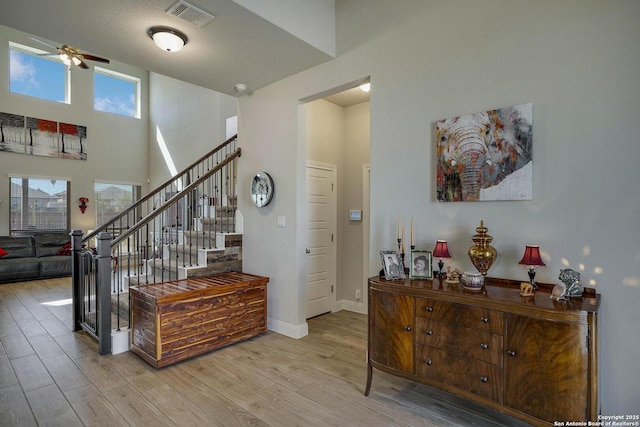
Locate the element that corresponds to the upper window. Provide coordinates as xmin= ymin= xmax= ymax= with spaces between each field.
xmin=94 ymin=182 xmax=140 ymax=227
xmin=94 ymin=67 xmax=140 ymax=118
xmin=10 ymin=177 xmax=69 ymax=233
xmin=9 ymin=42 xmax=69 ymax=104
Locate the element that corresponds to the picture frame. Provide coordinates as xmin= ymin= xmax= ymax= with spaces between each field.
xmin=410 ymin=250 xmax=433 ymax=279
xmin=380 ymin=250 xmax=405 ymax=280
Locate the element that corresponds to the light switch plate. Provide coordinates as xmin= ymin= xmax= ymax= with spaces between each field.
xmin=277 ymin=216 xmax=286 ymax=227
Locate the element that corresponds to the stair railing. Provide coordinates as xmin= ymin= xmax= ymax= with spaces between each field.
xmin=72 ymin=135 xmax=240 ymax=354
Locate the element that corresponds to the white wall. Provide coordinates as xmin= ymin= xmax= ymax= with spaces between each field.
xmin=342 ymin=102 xmax=370 ymax=309
xmin=0 ymin=25 xmax=149 ymax=234
xmin=148 ymin=72 xmax=238 ymax=187
xmin=238 ymin=0 xmax=640 ymax=415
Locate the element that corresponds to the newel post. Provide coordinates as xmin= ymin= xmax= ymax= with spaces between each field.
xmin=71 ymin=229 xmax=84 ymax=331
xmin=96 ymin=232 xmax=113 ymax=355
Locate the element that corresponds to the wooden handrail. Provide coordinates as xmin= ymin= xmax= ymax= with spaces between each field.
xmin=110 ymin=147 xmax=241 ymax=247
xmin=84 ymin=134 xmax=238 ymax=245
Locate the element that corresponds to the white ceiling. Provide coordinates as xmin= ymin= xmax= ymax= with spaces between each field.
xmin=0 ymin=0 xmax=338 ymax=97
xmin=323 ymin=86 xmax=370 ymax=108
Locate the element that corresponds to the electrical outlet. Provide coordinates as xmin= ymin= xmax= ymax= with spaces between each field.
xmin=355 ymin=289 xmax=361 ymax=300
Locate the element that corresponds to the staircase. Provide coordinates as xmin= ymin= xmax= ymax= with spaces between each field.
xmin=127 ymin=197 xmax=242 ymax=285
xmin=72 ymin=135 xmax=242 ymax=354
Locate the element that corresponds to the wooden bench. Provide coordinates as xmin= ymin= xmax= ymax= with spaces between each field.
xmin=129 ymin=272 xmax=268 ymax=368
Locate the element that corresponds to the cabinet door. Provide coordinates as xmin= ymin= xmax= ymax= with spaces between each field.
xmin=505 ymin=314 xmax=589 ymax=422
xmin=369 ymin=289 xmax=414 ymax=373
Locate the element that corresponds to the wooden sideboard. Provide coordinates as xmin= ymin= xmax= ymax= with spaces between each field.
xmin=365 ymin=275 xmax=600 ymax=426
xmin=130 ymin=272 xmax=268 ymax=368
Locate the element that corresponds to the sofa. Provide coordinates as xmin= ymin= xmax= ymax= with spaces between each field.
xmin=0 ymin=232 xmax=72 ymax=284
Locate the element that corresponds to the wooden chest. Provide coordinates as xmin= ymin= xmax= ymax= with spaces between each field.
xmin=129 ymin=272 xmax=268 ymax=368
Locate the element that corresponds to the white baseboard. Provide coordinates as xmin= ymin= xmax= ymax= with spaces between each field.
xmin=336 ymin=299 xmax=367 ymax=314
xmin=111 ymin=328 xmax=131 ymax=355
xmin=267 ymin=317 xmax=308 ymax=339
xmin=267 ymin=301 xmax=367 ymax=340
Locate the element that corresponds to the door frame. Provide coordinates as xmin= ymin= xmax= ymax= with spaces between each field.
xmin=305 ymin=160 xmax=337 ymax=317
xmin=362 ymin=164 xmax=370 ymax=314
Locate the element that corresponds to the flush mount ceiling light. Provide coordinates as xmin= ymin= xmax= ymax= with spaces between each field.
xmin=148 ymin=26 xmax=188 ymax=52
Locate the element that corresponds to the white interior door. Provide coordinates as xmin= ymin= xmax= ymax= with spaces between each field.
xmin=306 ymin=163 xmax=336 ymax=319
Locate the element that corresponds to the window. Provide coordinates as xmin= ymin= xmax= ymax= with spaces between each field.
xmin=94 ymin=67 xmax=140 ymax=118
xmin=9 ymin=42 xmax=69 ymax=103
xmin=10 ymin=177 xmax=69 ymax=232
xmin=94 ymin=182 xmax=140 ymax=227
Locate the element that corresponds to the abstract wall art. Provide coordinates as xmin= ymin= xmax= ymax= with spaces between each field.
xmin=26 ymin=116 xmax=58 ymax=158
xmin=0 ymin=111 xmax=87 ymax=161
xmin=436 ymin=103 xmax=533 ymax=202
xmin=0 ymin=112 xmax=26 ymax=154
xmin=59 ymin=122 xmax=87 ymax=160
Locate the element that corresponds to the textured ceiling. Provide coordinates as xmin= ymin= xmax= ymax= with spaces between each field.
xmin=0 ymin=0 xmax=335 ymax=97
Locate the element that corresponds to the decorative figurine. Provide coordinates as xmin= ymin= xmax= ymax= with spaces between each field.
xmin=445 ymin=266 xmax=461 ymax=284
xmin=550 ymin=281 xmax=566 ymax=300
xmin=520 ymin=282 xmax=535 ymax=297
xmin=551 ymin=269 xmax=584 ymax=300
xmin=558 ymin=269 xmax=584 ymax=296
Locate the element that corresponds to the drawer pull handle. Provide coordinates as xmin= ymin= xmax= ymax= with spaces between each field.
xmin=405 ymin=326 xmax=412 ymax=331
xmin=480 ymin=317 xmax=489 ymax=323
xmin=480 ymin=343 xmax=489 ymax=350
xmin=480 ymin=376 xmax=489 ymax=383
xmin=507 ymin=350 xmax=517 ymax=357
xmin=425 ymin=307 xmax=434 ymax=313
xmin=425 ymin=329 xmax=433 ymax=335
xmin=425 ymin=359 xmax=433 ymax=366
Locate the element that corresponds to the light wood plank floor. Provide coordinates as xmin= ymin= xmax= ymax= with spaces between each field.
xmin=0 ymin=277 xmax=531 ymax=426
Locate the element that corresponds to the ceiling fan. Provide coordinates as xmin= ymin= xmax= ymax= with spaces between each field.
xmin=30 ymin=37 xmax=110 ymax=69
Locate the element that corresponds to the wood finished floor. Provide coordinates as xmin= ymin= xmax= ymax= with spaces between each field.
xmin=0 ymin=277 xmax=531 ymax=426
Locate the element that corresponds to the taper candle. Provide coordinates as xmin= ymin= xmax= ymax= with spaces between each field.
xmin=411 ymin=218 xmax=414 ymax=246
xmin=397 ymin=211 xmax=401 ymax=240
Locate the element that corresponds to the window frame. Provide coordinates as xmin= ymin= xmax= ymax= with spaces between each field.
xmin=9 ymin=176 xmax=70 ymax=235
xmin=9 ymin=41 xmax=71 ymax=104
xmin=94 ymin=181 xmax=141 ymax=228
xmin=93 ymin=66 xmax=141 ymax=119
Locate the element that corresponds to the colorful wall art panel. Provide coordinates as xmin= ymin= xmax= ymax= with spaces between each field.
xmin=26 ymin=117 xmax=59 ymax=158
xmin=59 ymin=122 xmax=87 ymax=160
xmin=436 ymin=103 xmax=533 ymax=202
xmin=0 ymin=112 xmax=26 ymax=154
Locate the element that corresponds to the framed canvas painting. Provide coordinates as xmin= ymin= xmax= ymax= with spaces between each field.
xmin=0 ymin=112 xmax=26 ymax=154
xmin=436 ymin=103 xmax=533 ymax=202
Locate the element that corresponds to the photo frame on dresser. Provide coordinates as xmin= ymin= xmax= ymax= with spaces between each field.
xmin=410 ymin=250 xmax=433 ymax=279
xmin=380 ymin=250 xmax=405 ymax=280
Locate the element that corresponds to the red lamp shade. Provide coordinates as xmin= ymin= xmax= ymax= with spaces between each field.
xmin=518 ymin=245 xmax=546 ymax=267
xmin=433 ymin=240 xmax=451 ymax=258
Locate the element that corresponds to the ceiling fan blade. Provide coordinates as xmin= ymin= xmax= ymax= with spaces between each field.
xmin=80 ymin=54 xmax=110 ymax=64
xmin=29 ymin=36 xmax=59 ymax=51
xmin=77 ymin=59 xmax=90 ymax=69
xmin=37 ymin=52 xmax=62 ymax=57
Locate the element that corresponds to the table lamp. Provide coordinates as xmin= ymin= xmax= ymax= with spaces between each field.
xmin=518 ymin=245 xmax=546 ymax=289
xmin=433 ymin=240 xmax=451 ymax=278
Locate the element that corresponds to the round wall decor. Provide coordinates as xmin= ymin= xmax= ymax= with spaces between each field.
xmin=250 ymin=171 xmax=274 ymax=207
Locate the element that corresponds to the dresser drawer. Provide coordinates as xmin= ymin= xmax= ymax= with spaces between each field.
xmin=415 ymin=319 xmax=503 ymax=366
xmin=416 ymin=345 xmax=503 ymax=403
xmin=416 ymin=298 xmax=503 ymax=335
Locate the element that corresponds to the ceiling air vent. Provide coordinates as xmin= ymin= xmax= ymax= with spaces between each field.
xmin=166 ymin=1 xmax=215 ymax=28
